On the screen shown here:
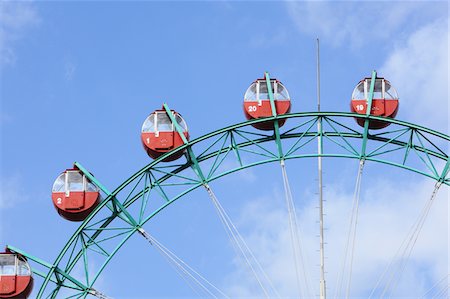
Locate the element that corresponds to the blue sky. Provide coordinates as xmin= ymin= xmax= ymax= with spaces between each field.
xmin=0 ymin=1 xmax=448 ymax=298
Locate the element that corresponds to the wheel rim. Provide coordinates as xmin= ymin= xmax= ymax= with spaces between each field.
xmin=30 ymin=112 xmax=449 ymax=298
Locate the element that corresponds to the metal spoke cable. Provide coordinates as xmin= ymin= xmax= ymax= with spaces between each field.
xmin=208 ymin=186 xmax=260 ymax=288
xmin=422 ymin=274 xmax=449 ymax=298
xmin=280 ymin=160 xmax=312 ymax=299
xmin=153 ymin=242 xmax=212 ymax=298
xmin=139 ymin=228 xmax=229 ymax=298
xmin=150 ymin=238 xmax=204 ymax=298
xmin=367 ymin=194 xmax=437 ymax=299
xmin=335 ymin=159 xmax=365 ymax=299
xmin=88 ymin=289 xmax=113 ymax=299
xmin=431 ymin=281 xmax=449 ymax=299
xmin=208 ymin=189 xmax=263 ymax=292
xmin=149 ymin=236 xmax=213 ymax=298
xmin=141 ymin=229 xmax=227 ymax=298
xmin=369 ymin=182 xmax=441 ymax=298
xmin=141 ymin=232 xmax=217 ymax=298
xmin=380 ymin=182 xmax=442 ymax=298
xmin=204 ymin=184 xmax=279 ymax=299
xmin=345 ymin=159 xmax=365 ymax=299
xmin=368 ymin=196 xmax=435 ymax=299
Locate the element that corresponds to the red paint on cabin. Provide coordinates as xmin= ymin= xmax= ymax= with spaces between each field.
xmin=243 ymin=100 xmax=290 ymax=130
xmin=51 ymin=168 xmax=101 ymax=222
xmin=0 ymin=252 xmax=33 ymax=299
xmin=51 ymin=190 xmax=100 ymax=222
xmin=243 ymin=76 xmax=291 ymax=130
xmin=350 ymin=77 xmax=399 ymax=129
xmin=141 ymin=108 xmax=189 ymax=161
xmin=141 ymin=131 xmax=189 ymax=161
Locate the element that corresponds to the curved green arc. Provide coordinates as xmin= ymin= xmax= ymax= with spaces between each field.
xmin=85 ymin=155 xmax=446 ymax=294
xmin=106 ymin=112 xmax=450 ymax=196
xmin=37 ymin=112 xmax=449 ymax=298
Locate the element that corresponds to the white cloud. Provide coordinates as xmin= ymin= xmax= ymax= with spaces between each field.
xmin=64 ymin=60 xmax=77 ymax=81
xmin=0 ymin=175 xmax=30 ymax=241
xmin=248 ymin=30 xmax=288 ymax=49
xmin=0 ymin=111 xmax=13 ymax=126
xmin=285 ymin=2 xmax=444 ymax=50
xmin=285 ymin=1 xmax=448 ymax=133
xmin=223 ymin=176 xmax=448 ymax=298
xmin=380 ymin=18 xmax=448 ymax=132
xmin=0 ymin=175 xmax=30 ymax=210
xmin=0 ymin=1 xmax=40 ymax=66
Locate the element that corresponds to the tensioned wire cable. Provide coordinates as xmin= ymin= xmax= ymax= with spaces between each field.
xmin=345 ymin=159 xmax=365 ymax=299
xmin=334 ymin=159 xmax=365 ymax=299
xmin=421 ymin=274 xmax=449 ymax=298
xmin=432 ymin=285 xmax=449 ymax=299
xmin=88 ymin=290 xmax=112 ymax=299
xmin=139 ymin=228 xmax=229 ymax=298
xmin=69 ymin=289 xmax=111 ymax=299
xmin=280 ymin=159 xmax=313 ymax=299
xmin=367 ymin=182 xmax=442 ymax=298
xmin=204 ymin=183 xmax=281 ymax=299
xmin=431 ymin=280 xmax=449 ymax=299
xmin=381 ymin=181 xmax=442 ymax=298
xmin=145 ymin=235 xmax=204 ymax=298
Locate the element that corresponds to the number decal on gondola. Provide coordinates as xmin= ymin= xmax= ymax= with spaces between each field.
xmin=243 ymin=75 xmax=291 ymax=130
xmin=141 ymin=108 xmax=189 ymax=161
xmin=350 ymin=76 xmax=399 ymax=129
xmin=52 ymin=169 xmax=101 ymax=221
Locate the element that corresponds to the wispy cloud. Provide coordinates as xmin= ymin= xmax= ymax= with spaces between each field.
xmin=285 ymin=2 xmax=444 ymax=50
xmin=0 ymin=175 xmax=30 ymax=210
xmin=248 ymin=30 xmax=288 ymax=49
xmin=223 ymin=176 xmax=448 ymax=298
xmin=0 ymin=1 xmax=40 ymax=66
xmin=380 ymin=18 xmax=448 ymax=132
xmin=0 ymin=111 xmax=13 ymax=126
xmin=64 ymin=60 xmax=77 ymax=81
xmin=0 ymin=174 xmax=30 ymax=240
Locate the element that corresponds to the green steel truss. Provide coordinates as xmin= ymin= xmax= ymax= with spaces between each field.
xmin=8 ymin=112 xmax=449 ymax=298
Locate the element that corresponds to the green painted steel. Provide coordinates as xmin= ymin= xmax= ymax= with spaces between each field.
xmin=163 ymin=103 xmax=206 ymax=182
xmin=162 ymin=103 xmax=189 ymax=144
xmin=265 ymin=71 xmax=284 ymax=158
xmin=74 ymin=162 xmax=112 ymax=196
xmin=75 ymin=161 xmax=140 ymax=228
xmin=9 ymin=112 xmax=449 ymax=298
xmin=6 ymin=245 xmax=98 ymax=297
xmin=361 ymin=70 xmax=377 ymax=158
xmin=265 ymin=72 xmax=277 ymax=118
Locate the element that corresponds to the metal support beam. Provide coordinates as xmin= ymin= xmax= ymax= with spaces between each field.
xmin=6 ymin=245 xmax=100 ymax=295
xmin=439 ymin=159 xmax=450 ymax=183
xmin=163 ymin=103 xmax=207 ymax=182
xmin=265 ymin=72 xmax=284 ymax=158
xmin=316 ymin=38 xmax=327 ymax=299
xmin=34 ymin=112 xmax=449 ymax=298
xmin=360 ymin=70 xmax=377 ymax=159
xmin=74 ymin=162 xmax=140 ymax=228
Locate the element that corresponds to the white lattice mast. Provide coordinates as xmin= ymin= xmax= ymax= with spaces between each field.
xmin=317 ymin=38 xmax=327 ymax=299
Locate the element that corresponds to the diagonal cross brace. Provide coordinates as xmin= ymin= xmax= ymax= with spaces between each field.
xmin=162 ymin=103 xmax=207 ymax=182
xmin=6 ymin=245 xmax=101 ymax=296
xmin=74 ymin=162 xmax=140 ymax=228
xmin=360 ymin=70 xmax=377 ymax=159
xmin=439 ymin=159 xmax=450 ymax=183
xmin=264 ymin=72 xmax=284 ymax=159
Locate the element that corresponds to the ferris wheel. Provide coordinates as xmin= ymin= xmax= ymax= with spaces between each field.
xmin=1 ymin=70 xmax=448 ymax=299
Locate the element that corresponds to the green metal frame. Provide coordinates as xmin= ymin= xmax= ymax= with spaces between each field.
xmin=361 ymin=70 xmax=377 ymax=157
xmin=7 ymin=112 xmax=449 ymax=299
